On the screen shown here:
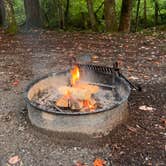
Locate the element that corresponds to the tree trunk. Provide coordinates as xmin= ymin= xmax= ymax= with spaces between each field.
xmin=154 ymin=0 xmax=159 ymax=25
xmin=65 ymin=0 xmax=70 ymax=25
xmin=119 ymin=0 xmax=132 ymax=33
xmin=144 ymin=0 xmax=147 ymax=28
xmin=56 ymin=0 xmax=65 ymax=29
xmin=86 ymin=0 xmax=97 ymax=31
xmin=135 ymin=0 xmax=140 ymax=32
xmin=104 ymin=0 xmax=117 ymax=32
xmin=24 ymin=0 xmax=42 ymax=28
xmin=4 ymin=0 xmax=17 ymax=34
xmin=0 ymin=0 xmax=5 ymax=26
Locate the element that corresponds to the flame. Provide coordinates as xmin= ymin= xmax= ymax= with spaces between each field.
xmin=70 ymin=65 xmax=80 ymax=86
xmin=83 ymin=100 xmax=95 ymax=110
xmin=65 ymin=90 xmax=71 ymax=99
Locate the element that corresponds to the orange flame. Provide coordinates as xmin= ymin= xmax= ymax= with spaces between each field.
xmin=83 ymin=100 xmax=95 ymax=110
xmin=70 ymin=65 xmax=80 ymax=86
xmin=65 ymin=90 xmax=71 ymax=99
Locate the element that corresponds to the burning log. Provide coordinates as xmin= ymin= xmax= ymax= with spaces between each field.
xmin=56 ymin=83 xmax=100 ymax=111
xmin=56 ymin=96 xmax=69 ymax=108
xmin=58 ymin=86 xmax=91 ymax=100
xmin=56 ymin=65 xmax=101 ymax=112
xmin=58 ymin=83 xmax=99 ymax=100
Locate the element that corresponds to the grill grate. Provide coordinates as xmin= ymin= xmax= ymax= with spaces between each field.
xmin=78 ymin=64 xmax=114 ymax=74
xmin=78 ymin=63 xmax=141 ymax=91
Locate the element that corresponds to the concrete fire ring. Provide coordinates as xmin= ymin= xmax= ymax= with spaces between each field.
xmin=27 ymin=101 xmax=128 ymax=138
xmin=24 ymin=70 xmax=130 ymax=138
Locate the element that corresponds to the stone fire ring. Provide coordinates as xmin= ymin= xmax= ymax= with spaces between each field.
xmin=24 ymin=71 xmax=130 ymax=138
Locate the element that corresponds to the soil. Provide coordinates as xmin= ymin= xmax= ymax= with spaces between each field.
xmin=0 ymin=28 xmax=165 ymax=166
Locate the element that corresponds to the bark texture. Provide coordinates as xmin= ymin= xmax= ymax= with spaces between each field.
xmin=65 ymin=0 xmax=70 ymax=25
xmin=24 ymin=0 xmax=42 ymax=28
xmin=86 ymin=0 xmax=97 ymax=31
xmin=104 ymin=0 xmax=117 ymax=32
xmin=119 ymin=0 xmax=132 ymax=32
xmin=56 ymin=0 xmax=65 ymax=29
xmin=154 ymin=0 xmax=159 ymax=25
xmin=135 ymin=0 xmax=140 ymax=31
xmin=4 ymin=0 xmax=17 ymax=34
xmin=0 ymin=0 xmax=5 ymax=26
xmin=144 ymin=0 xmax=147 ymax=28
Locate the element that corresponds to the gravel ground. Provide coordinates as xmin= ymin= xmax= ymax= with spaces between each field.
xmin=0 ymin=28 xmax=165 ymax=166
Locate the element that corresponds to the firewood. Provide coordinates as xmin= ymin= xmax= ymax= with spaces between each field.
xmin=70 ymin=99 xmax=83 ymax=110
xmin=56 ymin=96 xmax=69 ymax=108
xmin=76 ymin=83 xmax=99 ymax=94
xmin=58 ymin=86 xmax=91 ymax=100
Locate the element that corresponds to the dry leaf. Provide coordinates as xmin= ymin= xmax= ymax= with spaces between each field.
xmin=160 ymin=118 xmax=166 ymax=125
xmin=75 ymin=162 xmax=83 ymax=166
xmin=139 ymin=105 xmax=156 ymax=112
xmin=129 ymin=76 xmax=139 ymax=80
xmin=126 ymin=125 xmax=137 ymax=133
xmin=12 ymin=80 xmax=19 ymax=86
xmin=92 ymin=55 xmax=98 ymax=59
xmin=93 ymin=158 xmax=106 ymax=166
xmin=74 ymin=161 xmax=87 ymax=166
xmin=8 ymin=155 xmax=20 ymax=165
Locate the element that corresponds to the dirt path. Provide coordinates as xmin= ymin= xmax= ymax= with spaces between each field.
xmin=0 ymin=29 xmax=165 ymax=165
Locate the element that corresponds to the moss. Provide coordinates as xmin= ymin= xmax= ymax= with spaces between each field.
xmin=5 ymin=23 xmax=18 ymax=35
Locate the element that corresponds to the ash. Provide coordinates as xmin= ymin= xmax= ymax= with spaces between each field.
xmin=32 ymin=86 xmax=118 ymax=113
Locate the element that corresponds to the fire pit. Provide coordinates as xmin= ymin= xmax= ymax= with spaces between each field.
xmin=24 ymin=63 xmax=131 ymax=138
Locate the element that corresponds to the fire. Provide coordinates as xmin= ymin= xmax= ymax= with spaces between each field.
xmin=70 ymin=65 xmax=80 ymax=86
xmin=83 ymin=100 xmax=96 ymax=110
xmin=56 ymin=65 xmax=100 ymax=112
xmin=65 ymin=90 xmax=71 ymax=99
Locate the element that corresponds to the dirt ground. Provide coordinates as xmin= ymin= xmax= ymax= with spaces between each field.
xmin=0 ymin=28 xmax=165 ymax=166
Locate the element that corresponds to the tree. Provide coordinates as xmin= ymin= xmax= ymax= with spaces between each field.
xmin=154 ymin=0 xmax=159 ymax=25
xmin=0 ymin=0 xmax=5 ymax=26
xmin=24 ymin=0 xmax=42 ymax=28
xmin=104 ymin=0 xmax=117 ymax=32
xmin=144 ymin=0 xmax=147 ymax=28
xmin=65 ymin=0 xmax=70 ymax=25
xmin=135 ymin=0 xmax=140 ymax=31
xmin=56 ymin=0 xmax=65 ymax=29
xmin=86 ymin=0 xmax=97 ymax=31
xmin=119 ymin=0 xmax=132 ymax=32
xmin=4 ymin=0 xmax=17 ymax=34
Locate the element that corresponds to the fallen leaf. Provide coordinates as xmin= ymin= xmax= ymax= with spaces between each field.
xmin=93 ymin=158 xmax=106 ymax=166
xmin=139 ymin=105 xmax=156 ymax=112
xmin=8 ymin=155 xmax=20 ymax=165
xmin=119 ymin=151 xmax=125 ymax=155
xmin=126 ymin=125 xmax=137 ymax=133
xmin=129 ymin=76 xmax=139 ymax=80
xmin=160 ymin=118 xmax=166 ymax=125
xmin=12 ymin=80 xmax=19 ymax=86
xmin=127 ymin=66 xmax=134 ymax=72
xmin=75 ymin=161 xmax=83 ymax=166
xmin=74 ymin=161 xmax=87 ymax=166
xmin=92 ymin=55 xmax=99 ymax=59
xmin=143 ymin=75 xmax=150 ymax=79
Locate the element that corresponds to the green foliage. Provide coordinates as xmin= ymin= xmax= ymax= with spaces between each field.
xmin=131 ymin=0 xmax=166 ymax=30
xmin=13 ymin=0 xmax=25 ymax=25
xmin=9 ymin=0 xmax=166 ymax=31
